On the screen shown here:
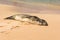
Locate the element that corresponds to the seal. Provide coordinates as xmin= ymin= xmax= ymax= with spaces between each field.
xmin=4 ymin=14 xmax=48 ymax=26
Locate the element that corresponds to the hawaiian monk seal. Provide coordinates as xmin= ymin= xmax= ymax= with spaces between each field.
xmin=4 ymin=14 xmax=48 ymax=26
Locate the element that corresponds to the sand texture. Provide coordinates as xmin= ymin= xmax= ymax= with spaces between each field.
xmin=0 ymin=4 xmax=60 ymax=40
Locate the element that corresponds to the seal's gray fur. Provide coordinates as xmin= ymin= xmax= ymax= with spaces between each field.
xmin=4 ymin=14 xmax=48 ymax=26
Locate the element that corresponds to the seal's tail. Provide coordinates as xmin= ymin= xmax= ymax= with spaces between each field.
xmin=4 ymin=16 xmax=14 ymax=20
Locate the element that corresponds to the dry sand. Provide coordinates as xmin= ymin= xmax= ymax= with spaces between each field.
xmin=0 ymin=4 xmax=60 ymax=40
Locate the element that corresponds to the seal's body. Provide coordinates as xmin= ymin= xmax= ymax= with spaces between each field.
xmin=4 ymin=14 xmax=48 ymax=26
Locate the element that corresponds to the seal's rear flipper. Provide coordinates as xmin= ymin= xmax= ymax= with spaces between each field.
xmin=4 ymin=16 xmax=15 ymax=20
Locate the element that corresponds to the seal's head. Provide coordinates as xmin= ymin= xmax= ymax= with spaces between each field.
xmin=27 ymin=16 xmax=48 ymax=26
xmin=39 ymin=19 xmax=48 ymax=26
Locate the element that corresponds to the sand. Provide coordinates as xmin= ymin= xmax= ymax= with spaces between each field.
xmin=0 ymin=4 xmax=60 ymax=40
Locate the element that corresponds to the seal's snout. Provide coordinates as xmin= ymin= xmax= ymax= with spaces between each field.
xmin=39 ymin=19 xmax=48 ymax=26
xmin=43 ymin=22 xmax=48 ymax=26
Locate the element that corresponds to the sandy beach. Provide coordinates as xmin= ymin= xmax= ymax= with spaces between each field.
xmin=0 ymin=3 xmax=60 ymax=40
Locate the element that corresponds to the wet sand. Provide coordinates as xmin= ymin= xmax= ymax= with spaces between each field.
xmin=0 ymin=4 xmax=60 ymax=40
